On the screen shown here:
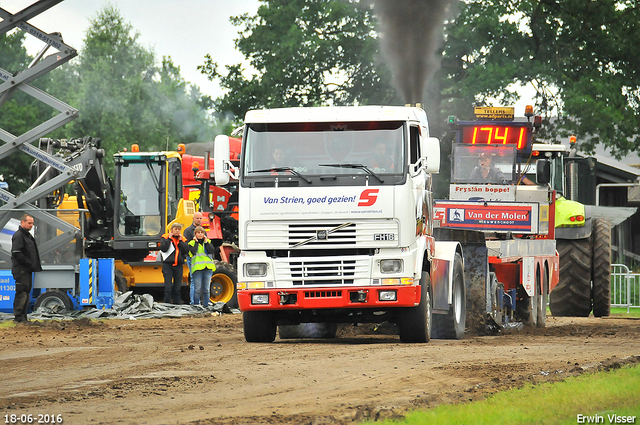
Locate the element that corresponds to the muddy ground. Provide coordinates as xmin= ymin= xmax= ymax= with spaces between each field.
xmin=1 ymin=314 xmax=639 ymax=425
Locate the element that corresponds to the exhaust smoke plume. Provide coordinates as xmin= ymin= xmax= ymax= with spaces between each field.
xmin=372 ymin=0 xmax=456 ymax=104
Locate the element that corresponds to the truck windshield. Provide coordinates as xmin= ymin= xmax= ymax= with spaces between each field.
xmin=117 ymin=161 xmax=162 ymax=236
xmin=243 ymin=121 xmax=404 ymax=178
xmin=451 ymin=144 xmax=516 ymax=184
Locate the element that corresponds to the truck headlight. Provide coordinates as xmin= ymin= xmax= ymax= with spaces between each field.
xmin=380 ymin=259 xmax=403 ymax=274
xmin=245 ymin=263 xmax=267 ymax=277
xmin=251 ymin=294 xmax=269 ymax=305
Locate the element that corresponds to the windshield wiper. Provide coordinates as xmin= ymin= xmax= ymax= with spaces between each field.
xmin=144 ymin=159 xmax=161 ymax=192
xmin=250 ymin=167 xmax=312 ymax=184
xmin=319 ymin=163 xmax=384 ymax=183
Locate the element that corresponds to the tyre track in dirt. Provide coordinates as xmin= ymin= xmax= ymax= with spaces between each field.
xmin=1 ymin=315 xmax=639 ymax=424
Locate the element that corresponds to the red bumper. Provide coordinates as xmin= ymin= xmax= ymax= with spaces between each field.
xmin=238 ymin=285 xmax=421 ymax=311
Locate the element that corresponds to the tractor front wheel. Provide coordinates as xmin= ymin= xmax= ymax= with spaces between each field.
xmin=210 ymin=262 xmax=238 ymax=308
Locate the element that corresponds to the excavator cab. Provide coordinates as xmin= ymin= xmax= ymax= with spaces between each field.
xmin=112 ymin=151 xmax=183 ymax=261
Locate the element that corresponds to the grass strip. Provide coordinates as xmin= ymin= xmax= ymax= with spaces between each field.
xmin=369 ymin=363 xmax=640 ymax=425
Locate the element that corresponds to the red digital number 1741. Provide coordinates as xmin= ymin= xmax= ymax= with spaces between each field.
xmin=471 ymin=126 xmax=526 ymax=149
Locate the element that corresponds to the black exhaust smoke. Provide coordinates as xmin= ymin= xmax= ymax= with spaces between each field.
xmin=371 ymin=0 xmax=456 ymax=104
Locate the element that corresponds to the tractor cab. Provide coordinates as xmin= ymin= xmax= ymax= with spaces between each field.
xmin=451 ymin=144 xmax=516 ymax=185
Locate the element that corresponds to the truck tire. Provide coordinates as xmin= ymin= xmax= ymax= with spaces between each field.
xmin=397 ymin=271 xmax=432 ymax=343
xmin=549 ymin=238 xmax=592 ymax=317
xmin=34 ymin=290 xmax=73 ymax=311
xmin=210 ymin=262 xmax=238 ymax=309
xmin=591 ymin=218 xmax=611 ymax=317
xmin=431 ymin=253 xmax=466 ymax=340
xmin=536 ymin=268 xmax=547 ymax=328
xmin=243 ymin=311 xmax=277 ymax=342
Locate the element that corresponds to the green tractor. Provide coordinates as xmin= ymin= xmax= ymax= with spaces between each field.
xmin=529 ymin=139 xmax=612 ymax=317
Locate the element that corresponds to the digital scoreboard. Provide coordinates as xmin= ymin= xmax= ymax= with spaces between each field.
xmin=460 ymin=124 xmax=532 ymax=151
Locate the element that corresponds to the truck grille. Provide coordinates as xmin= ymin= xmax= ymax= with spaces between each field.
xmin=289 ymin=222 xmax=355 ymax=247
xmin=245 ymin=220 xmax=398 ymax=249
xmin=274 ymin=256 xmax=371 ymax=286
xmin=305 ymin=290 xmax=342 ymax=298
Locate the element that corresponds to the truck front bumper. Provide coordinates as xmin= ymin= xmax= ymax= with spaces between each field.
xmin=238 ymin=285 xmax=421 ymax=311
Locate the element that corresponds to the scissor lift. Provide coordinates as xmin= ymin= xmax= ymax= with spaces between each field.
xmin=0 ymin=1 xmax=116 ymax=312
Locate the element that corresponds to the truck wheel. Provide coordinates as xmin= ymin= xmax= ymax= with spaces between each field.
xmin=210 ymin=262 xmax=238 ymax=308
xmin=397 ymin=271 xmax=432 ymax=343
xmin=431 ymin=253 xmax=466 ymax=340
xmin=592 ymin=218 xmax=611 ymax=317
xmin=536 ymin=268 xmax=548 ymax=328
xmin=243 ymin=311 xmax=277 ymax=342
xmin=34 ymin=290 xmax=73 ymax=311
xmin=549 ymin=238 xmax=592 ymax=317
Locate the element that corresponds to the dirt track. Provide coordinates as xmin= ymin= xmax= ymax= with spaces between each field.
xmin=1 ymin=314 xmax=639 ymax=425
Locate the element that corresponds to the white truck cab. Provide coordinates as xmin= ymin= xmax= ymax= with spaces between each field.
xmin=215 ymin=106 xmax=463 ymax=343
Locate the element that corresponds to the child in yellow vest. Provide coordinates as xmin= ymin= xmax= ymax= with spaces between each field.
xmin=187 ymin=226 xmax=217 ymax=307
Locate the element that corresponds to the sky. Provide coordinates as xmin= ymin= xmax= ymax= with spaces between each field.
xmin=2 ymin=0 xmax=538 ymax=114
xmin=2 ymin=0 xmax=261 ymax=99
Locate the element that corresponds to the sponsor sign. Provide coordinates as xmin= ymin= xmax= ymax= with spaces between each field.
xmin=434 ymin=201 xmax=538 ymax=233
xmin=250 ymin=187 xmax=392 ymax=220
xmin=473 ymin=106 xmax=514 ymax=120
xmin=450 ymin=184 xmax=516 ymax=201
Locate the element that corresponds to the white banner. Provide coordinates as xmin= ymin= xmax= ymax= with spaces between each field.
xmin=249 ymin=186 xmax=394 ymax=220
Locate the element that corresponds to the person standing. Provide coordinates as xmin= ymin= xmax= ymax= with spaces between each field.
xmin=160 ymin=223 xmax=188 ymax=304
xmin=187 ymin=226 xmax=217 ymax=307
xmin=183 ymin=212 xmax=203 ymax=304
xmin=11 ymin=214 xmax=42 ymax=323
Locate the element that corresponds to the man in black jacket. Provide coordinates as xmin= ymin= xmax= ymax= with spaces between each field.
xmin=11 ymin=214 xmax=42 ymax=323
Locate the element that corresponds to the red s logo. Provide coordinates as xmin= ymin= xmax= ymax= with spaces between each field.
xmin=358 ymin=189 xmax=379 ymax=207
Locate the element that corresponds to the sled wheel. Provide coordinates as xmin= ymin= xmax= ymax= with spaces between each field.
xmin=536 ymin=267 xmax=548 ymax=328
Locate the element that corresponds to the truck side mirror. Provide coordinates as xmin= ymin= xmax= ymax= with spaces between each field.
xmin=536 ymin=159 xmax=551 ymax=185
xmin=214 ymin=135 xmax=231 ymax=186
xmin=422 ymin=137 xmax=440 ymax=174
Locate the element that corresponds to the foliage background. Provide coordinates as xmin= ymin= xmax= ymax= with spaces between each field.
xmin=2 ymin=0 xmax=639 ymax=193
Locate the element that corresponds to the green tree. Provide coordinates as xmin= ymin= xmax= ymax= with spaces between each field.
xmin=440 ymin=0 xmax=640 ymax=156
xmin=50 ymin=5 xmax=219 ymax=167
xmin=0 ymin=31 xmax=53 ymax=193
xmin=199 ymin=0 xmax=398 ymax=121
